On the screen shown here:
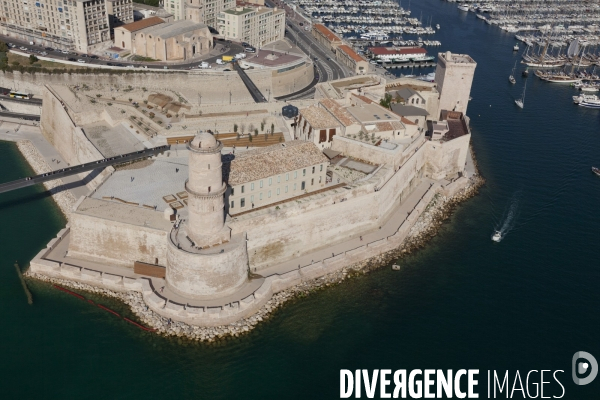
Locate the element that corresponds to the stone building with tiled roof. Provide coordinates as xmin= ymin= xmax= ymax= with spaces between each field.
xmin=311 ymin=24 xmax=343 ymax=52
xmin=225 ymin=141 xmax=329 ymax=214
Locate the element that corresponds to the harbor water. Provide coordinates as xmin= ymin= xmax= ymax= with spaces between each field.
xmin=1 ymin=0 xmax=600 ymax=398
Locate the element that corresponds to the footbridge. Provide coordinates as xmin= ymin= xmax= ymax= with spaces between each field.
xmin=233 ymin=63 xmax=267 ymax=103
xmin=0 ymin=145 xmax=170 ymax=194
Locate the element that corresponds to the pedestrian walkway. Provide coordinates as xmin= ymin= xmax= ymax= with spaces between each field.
xmin=0 ymin=119 xmax=92 ymax=198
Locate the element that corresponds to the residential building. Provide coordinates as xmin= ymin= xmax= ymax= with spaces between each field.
xmin=106 ymin=0 xmax=133 ymax=29
xmin=335 ymin=44 xmax=368 ymax=74
xmin=163 ymin=0 xmax=185 ymax=20
xmin=0 ymin=0 xmax=111 ymax=53
xmin=226 ymin=141 xmax=329 ymax=215
xmin=217 ymin=6 xmax=284 ymax=48
xmin=311 ymin=24 xmax=342 ymax=52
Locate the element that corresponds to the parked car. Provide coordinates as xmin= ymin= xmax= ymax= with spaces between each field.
xmin=299 ymin=22 xmax=304 ymax=26
xmin=138 ymin=65 xmax=148 ymax=69
xmin=106 ymin=62 xmax=115 ymax=66
xmin=77 ymin=59 xmax=87 ymax=63
xmin=80 ymin=54 xmax=88 ymax=58
xmin=163 ymin=66 xmax=169 ymax=69
xmin=61 ymin=49 xmax=69 ymax=54
xmin=245 ymin=47 xmax=256 ymax=53
xmin=216 ymin=59 xmax=224 ymax=65
xmin=44 ymin=47 xmax=54 ymax=51
xmin=19 ymin=46 xmax=28 ymax=51
xmin=126 ymin=65 xmax=134 ymax=68
xmin=7 ymin=43 xmax=15 ymax=48
xmin=241 ymin=42 xmax=250 ymax=47
xmin=67 ymin=57 xmax=76 ymax=61
xmin=90 ymin=55 xmax=98 ymax=59
xmin=40 ymin=51 xmax=48 ymax=56
xmin=116 ymin=63 xmax=124 ymax=67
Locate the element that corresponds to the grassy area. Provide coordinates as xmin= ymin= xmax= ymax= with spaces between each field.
xmin=131 ymin=55 xmax=158 ymax=62
xmin=7 ymin=52 xmax=87 ymax=70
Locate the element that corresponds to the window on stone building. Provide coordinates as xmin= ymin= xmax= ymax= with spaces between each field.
xmin=286 ymin=173 xmax=289 ymax=181
xmin=260 ymin=193 xmax=263 ymax=200
xmin=285 ymin=186 xmax=288 ymax=193
xmin=276 ymin=188 xmax=280 ymax=195
xmin=251 ymin=183 xmax=254 ymax=190
xmin=260 ymin=180 xmax=263 ymax=188
xmin=277 ymin=176 xmax=280 ymax=183
xmin=241 ymin=198 xmax=245 ymax=207
xmin=312 ymin=166 xmax=315 ymax=174
xmin=208 ymin=164 xmax=210 ymax=169
xmin=241 ymin=185 xmax=244 ymax=193
xmin=311 ymin=178 xmax=314 ymax=186
xmin=268 ymin=190 xmax=271 ymax=198
xmin=269 ymin=178 xmax=272 ymax=185
xmin=294 ymin=183 xmax=296 ymax=191
xmin=301 ymin=181 xmax=305 ymax=190
xmin=320 ymin=164 xmax=323 ymax=172
xmin=231 ymin=200 xmax=234 ymax=208
xmin=231 ymin=187 xmax=234 ymax=195
xmin=303 ymin=169 xmax=306 ymax=176
xmin=251 ymin=195 xmax=254 ymax=203
xmin=294 ymin=171 xmax=297 ymax=179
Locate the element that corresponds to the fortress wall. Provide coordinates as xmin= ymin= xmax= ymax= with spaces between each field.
xmin=269 ymin=62 xmax=315 ymax=97
xmin=41 ymin=87 xmax=104 ymax=165
xmin=68 ymin=212 xmax=169 ymax=268
xmin=424 ymin=134 xmax=471 ymax=180
xmin=166 ymin=236 xmax=248 ymax=300
xmin=0 ymin=71 xmax=255 ymax=105
xmin=232 ymin=143 xmax=431 ymax=271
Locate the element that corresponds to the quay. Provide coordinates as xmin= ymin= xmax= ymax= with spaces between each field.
xmin=380 ymin=62 xmax=437 ymax=69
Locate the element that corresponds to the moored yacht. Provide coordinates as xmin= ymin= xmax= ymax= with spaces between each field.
xmin=572 ymin=94 xmax=600 ymax=108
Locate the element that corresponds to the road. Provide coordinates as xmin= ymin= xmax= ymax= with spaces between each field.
xmin=0 ymin=145 xmax=170 ymax=194
xmin=1 ymin=35 xmax=244 ymax=71
xmin=0 ymin=111 xmax=40 ymax=121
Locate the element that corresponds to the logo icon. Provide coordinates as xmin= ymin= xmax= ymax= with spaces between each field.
xmin=572 ymin=351 xmax=598 ymax=385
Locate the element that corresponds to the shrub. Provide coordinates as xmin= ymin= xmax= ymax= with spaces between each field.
xmin=29 ymin=55 xmax=38 ymax=64
xmin=143 ymin=100 xmax=148 ymax=104
xmin=254 ymin=128 xmax=258 ymax=136
xmin=96 ymin=94 xmax=102 ymax=98
xmin=261 ymin=122 xmax=265 ymax=132
xmin=112 ymin=96 xmax=115 ymax=100
xmin=142 ymin=87 xmax=147 ymax=92
xmin=120 ymin=110 xmax=126 ymax=114
xmin=157 ymin=120 xmax=162 ymax=125
xmin=129 ymin=98 xmax=132 ymax=102
xmin=233 ymin=124 xmax=238 ymax=133
xmin=249 ymin=135 xmax=253 ymax=142
xmin=271 ymin=123 xmax=274 ymax=134
xmin=107 ymin=102 xmax=112 ymax=106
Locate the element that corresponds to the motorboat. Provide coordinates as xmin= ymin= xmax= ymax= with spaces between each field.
xmin=593 ymin=167 xmax=600 ymax=177
xmin=492 ymin=231 xmax=502 ymax=242
xmin=515 ymin=80 xmax=526 ymax=108
xmin=458 ymin=4 xmax=469 ymax=12
xmin=392 ymin=264 xmax=401 ymax=271
xmin=572 ymin=94 xmax=600 ymax=108
xmin=513 ymin=44 xmax=519 ymax=51
xmin=436 ymin=24 xmax=440 ymax=29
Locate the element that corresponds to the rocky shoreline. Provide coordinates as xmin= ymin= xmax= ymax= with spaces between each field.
xmin=25 ymin=173 xmax=484 ymax=343
xmin=16 ymin=140 xmax=77 ymax=219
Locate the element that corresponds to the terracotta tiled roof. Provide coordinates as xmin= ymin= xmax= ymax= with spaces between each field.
xmin=313 ymin=24 xmax=342 ymax=43
xmin=400 ymin=116 xmax=417 ymax=125
xmin=227 ymin=141 xmax=329 ymax=186
xmin=300 ymin=105 xmax=340 ymax=129
xmin=338 ymin=44 xmax=366 ymax=62
xmin=118 ymin=16 xmax=164 ymax=32
xmin=352 ymin=93 xmax=375 ymax=104
xmin=320 ymin=99 xmax=358 ymax=127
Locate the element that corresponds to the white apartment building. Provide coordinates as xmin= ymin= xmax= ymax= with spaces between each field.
xmin=163 ymin=0 xmax=234 ymax=25
xmin=163 ymin=0 xmax=184 ymax=21
xmin=217 ymin=5 xmax=284 ymax=48
xmin=0 ymin=0 xmax=111 ymax=53
xmin=106 ymin=0 xmax=133 ymax=28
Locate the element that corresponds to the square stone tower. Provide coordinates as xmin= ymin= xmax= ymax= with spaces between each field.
xmin=434 ymin=51 xmax=476 ymax=117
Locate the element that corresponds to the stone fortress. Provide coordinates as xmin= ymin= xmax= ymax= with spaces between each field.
xmin=21 ymin=51 xmax=478 ymax=327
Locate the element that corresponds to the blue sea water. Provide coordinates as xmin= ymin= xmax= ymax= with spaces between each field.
xmin=1 ymin=1 xmax=600 ymax=398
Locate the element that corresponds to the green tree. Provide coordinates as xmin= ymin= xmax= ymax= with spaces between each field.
xmin=233 ymin=124 xmax=238 ymax=133
xmin=271 ymin=122 xmax=275 ymax=134
xmin=29 ymin=55 xmax=38 ymax=65
xmin=0 ymin=41 xmax=8 ymax=52
xmin=379 ymin=93 xmax=392 ymax=109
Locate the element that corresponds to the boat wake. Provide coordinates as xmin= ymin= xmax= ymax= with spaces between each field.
xmin=491 ymin=192 xmax=521 ymax=242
